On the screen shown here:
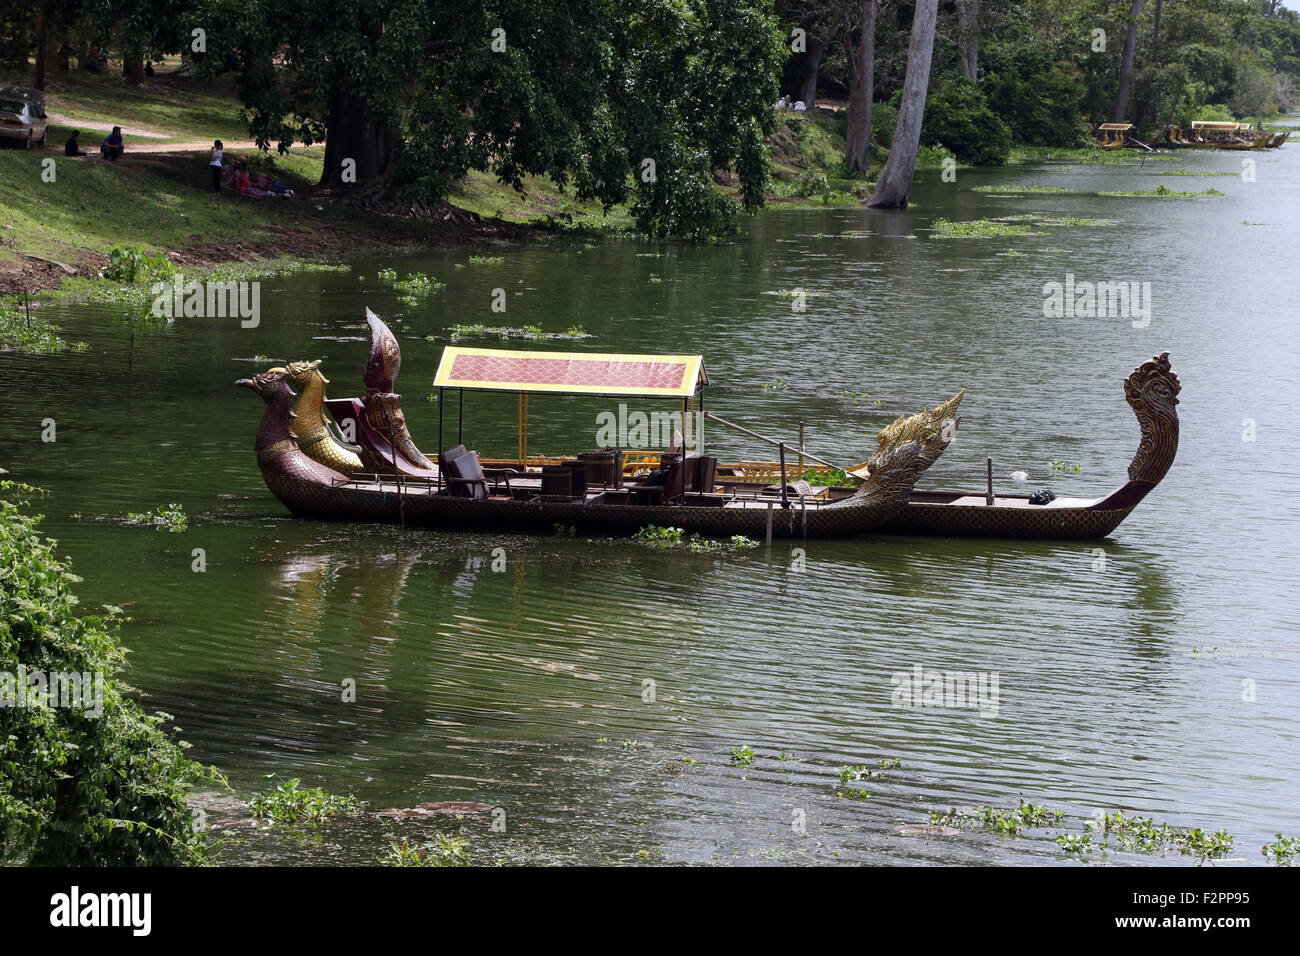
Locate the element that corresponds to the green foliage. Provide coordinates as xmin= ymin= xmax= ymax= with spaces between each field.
xmin=1088 ymin=810 xmax=1235 ymax=859
xmin=124 ymin=503 xmax=189 ymax=532
xmin=383 ymin=271 xmax=445 ymax=293
xmin=931 ymin=218 xmax=1035 ymax=239
xmin=0 ymin=493 xmax=210 ymax=865
xmin=794 ymin=167 xmax=831 ymax=199
xmin=921 ymin=77 xmax=1013 ymax=166
xmin=214 ymin=0 xmax=784 ymax=239
xmin=1057 ymin=832 xmax=1094 ymax=854
xmin=870 ymin=100 xmax=898 ymax=150
xmin=246 ymin=774 xmax=360 ymax=824
xmin=634 ymin=524 xmax=685 ymax=546
xmin=729 ymin=744 xmax=755 ymax=767
xmin=0 ymin=304 xmax=86 ymax=355
xmin=915 ymin=144 xmax=955 ymax=168
xmin=929 ymin=800 xmax=1067 ymax=836
xmin=800 ymin=468 xmax=850 ymax=487
xmin=971 ymin=184 xmax=1071 ymax=194
xmin=1098 ymin=186 xmax=1226 ymax=198
xmin=102 ymin=244 xmax=175 ymax=283
xmin=382 ymin=834 xmax=471 ymax=866
xmin=1263 ymin=833 xmax=1299 ymax=866
xmin=440 ymin=323 xmax=591 ymax=343
xmin=981 ymin=44 xmax=1088 ymax=147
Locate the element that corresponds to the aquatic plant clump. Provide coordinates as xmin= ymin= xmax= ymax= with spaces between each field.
xmin=930 ymin=218 xmax=1038 ymax=239
xmin=0 ymin=306 xmax=87 ymax=354
xmin=246 ymin=775 xmax=361 ymax=824
xmin=382 ymin=834 xmax=471 ymax=866
xmin=124 ymin=503 xmax=190 ymax=532
xmin=437 ymin=324 xmax=593 ymax=343
xmin=1098 ymin=185 xmax=1226 ymax=198
xmin=971 ymin=184 xmax=1073 ymax=194
xmin=378 ymin=269 xmax=446 ymax=293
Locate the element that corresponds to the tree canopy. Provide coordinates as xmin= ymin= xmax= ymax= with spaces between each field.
xmin=3 ymin=0 xmax=1299 ymax=231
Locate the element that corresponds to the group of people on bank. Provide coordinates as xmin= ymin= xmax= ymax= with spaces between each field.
xmin=63 ymin=126 xmax=122 ymax=160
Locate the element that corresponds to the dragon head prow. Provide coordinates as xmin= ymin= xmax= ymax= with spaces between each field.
xmin=274 ymin=359 xmax=328 ymax=388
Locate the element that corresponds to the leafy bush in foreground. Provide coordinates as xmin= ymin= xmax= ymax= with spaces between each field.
xmin=0 ymin=481 xmax=210 ymax=865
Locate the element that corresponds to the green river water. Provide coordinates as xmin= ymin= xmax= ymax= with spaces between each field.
xmin=3 ymin=145 xmax=1298 ymax=865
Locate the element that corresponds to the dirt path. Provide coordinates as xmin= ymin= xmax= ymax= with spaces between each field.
xmin=130 ymin=139 xmax=260 ymax=153
xmin=45 ymin=113 xmax=259 ymax=152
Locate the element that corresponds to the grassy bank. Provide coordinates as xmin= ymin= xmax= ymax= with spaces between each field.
xmin=0 ymin=64 xmax=631 ymax=298
xmin=0 ymin=64 xmax=1176 ymax=318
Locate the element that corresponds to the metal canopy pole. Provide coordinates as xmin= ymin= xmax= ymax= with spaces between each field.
xmin=778 ymin=442 xmax=789 ymax=508
xmin=699 ymin=386 xmax=705 ymax=459
xmin=457 ymin=389 xmax=463 ymax=446
xmin=437 ymin=387 xmax=444 ymax=493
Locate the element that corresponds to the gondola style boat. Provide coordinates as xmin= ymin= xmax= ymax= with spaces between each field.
xmin=238 ymin=326 xmax=964 ymax=540
xmin=1096 ymin=122 xmax=1134 ymax=150
xmin=245 ymin=312 xmax=1178 ymax=541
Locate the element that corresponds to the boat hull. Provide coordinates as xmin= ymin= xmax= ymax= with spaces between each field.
xmin=880 ymin=496 xmax=1132 ymax=539
xmin=263 ymin=472 xmax=906 ymax=539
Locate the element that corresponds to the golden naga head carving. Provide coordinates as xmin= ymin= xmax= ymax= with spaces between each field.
xmin=274 ymin=359 xmax=328 ymax=389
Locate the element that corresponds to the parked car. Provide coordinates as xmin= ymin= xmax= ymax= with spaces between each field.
xmin=0 ymin=86 xmax=49 ymax=149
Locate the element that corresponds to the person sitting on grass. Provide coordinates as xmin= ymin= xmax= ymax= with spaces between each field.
xmin=64 ymin=130 xmax=88 ymax=157
xmin=100 ymin=126 xmax=124 ymax=161
xmin=234 ymin=162 xmax=270 ymax=199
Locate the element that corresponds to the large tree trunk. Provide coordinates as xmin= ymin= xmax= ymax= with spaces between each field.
xmin=33 ymin=12 xmax=54 ymax=90
xmin=844 ymin=0 xmax=876 ymax=174
xmin=321 ymin=92 xmax=397 ymax=191
xmin=1112 ymin=0 xmax=1144 ymax=122
xmin=1144 ymin=0 xmax=1164 ymax=128
xmin=124 ymin=55 xmax=145 ymax=85
xmin=867 ymin=0 xmax=939 ymax=209
xmin=797 ymin=35 xmax=824 ymax=107
xmin=957 ymin=0 xmax=980 ymax=81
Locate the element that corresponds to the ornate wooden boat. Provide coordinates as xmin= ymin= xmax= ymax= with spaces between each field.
xmin=251 ymin=313 xmax=1175 ymax=541
xmin=237 ymin=344 xmax=963 ymax=540
xmin=1096 ymin=122 xmax=1133 ymax=150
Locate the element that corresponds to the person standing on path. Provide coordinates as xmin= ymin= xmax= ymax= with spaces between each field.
xmin=210 ymin=140 xmax=224 ymax=192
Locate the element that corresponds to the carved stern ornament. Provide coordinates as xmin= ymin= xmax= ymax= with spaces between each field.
xmin=360 ymin=308 xmax=436 ymax=474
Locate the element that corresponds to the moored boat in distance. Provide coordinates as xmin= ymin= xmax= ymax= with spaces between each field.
xmin=1095 ymin=122 xmax=1134 ymax=150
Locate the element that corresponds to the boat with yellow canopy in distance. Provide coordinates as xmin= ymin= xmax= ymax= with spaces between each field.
xmin=1168 ymin=121 xmax=1273 ymax=149
xmin=1096 ymin=122 xmax=1134 ymax=150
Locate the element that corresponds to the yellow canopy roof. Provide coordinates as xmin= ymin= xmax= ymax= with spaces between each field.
xmin=433 ymin=346 xmax=707 ymax=397
xmin=1191 ymin=121 xmax=1239 ymax=129
xmin=1098 ymin=123 xmax=1133 ymax=130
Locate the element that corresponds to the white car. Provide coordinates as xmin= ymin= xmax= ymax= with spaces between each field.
xmin=0 ymin=87 xmax=49 ymax=149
